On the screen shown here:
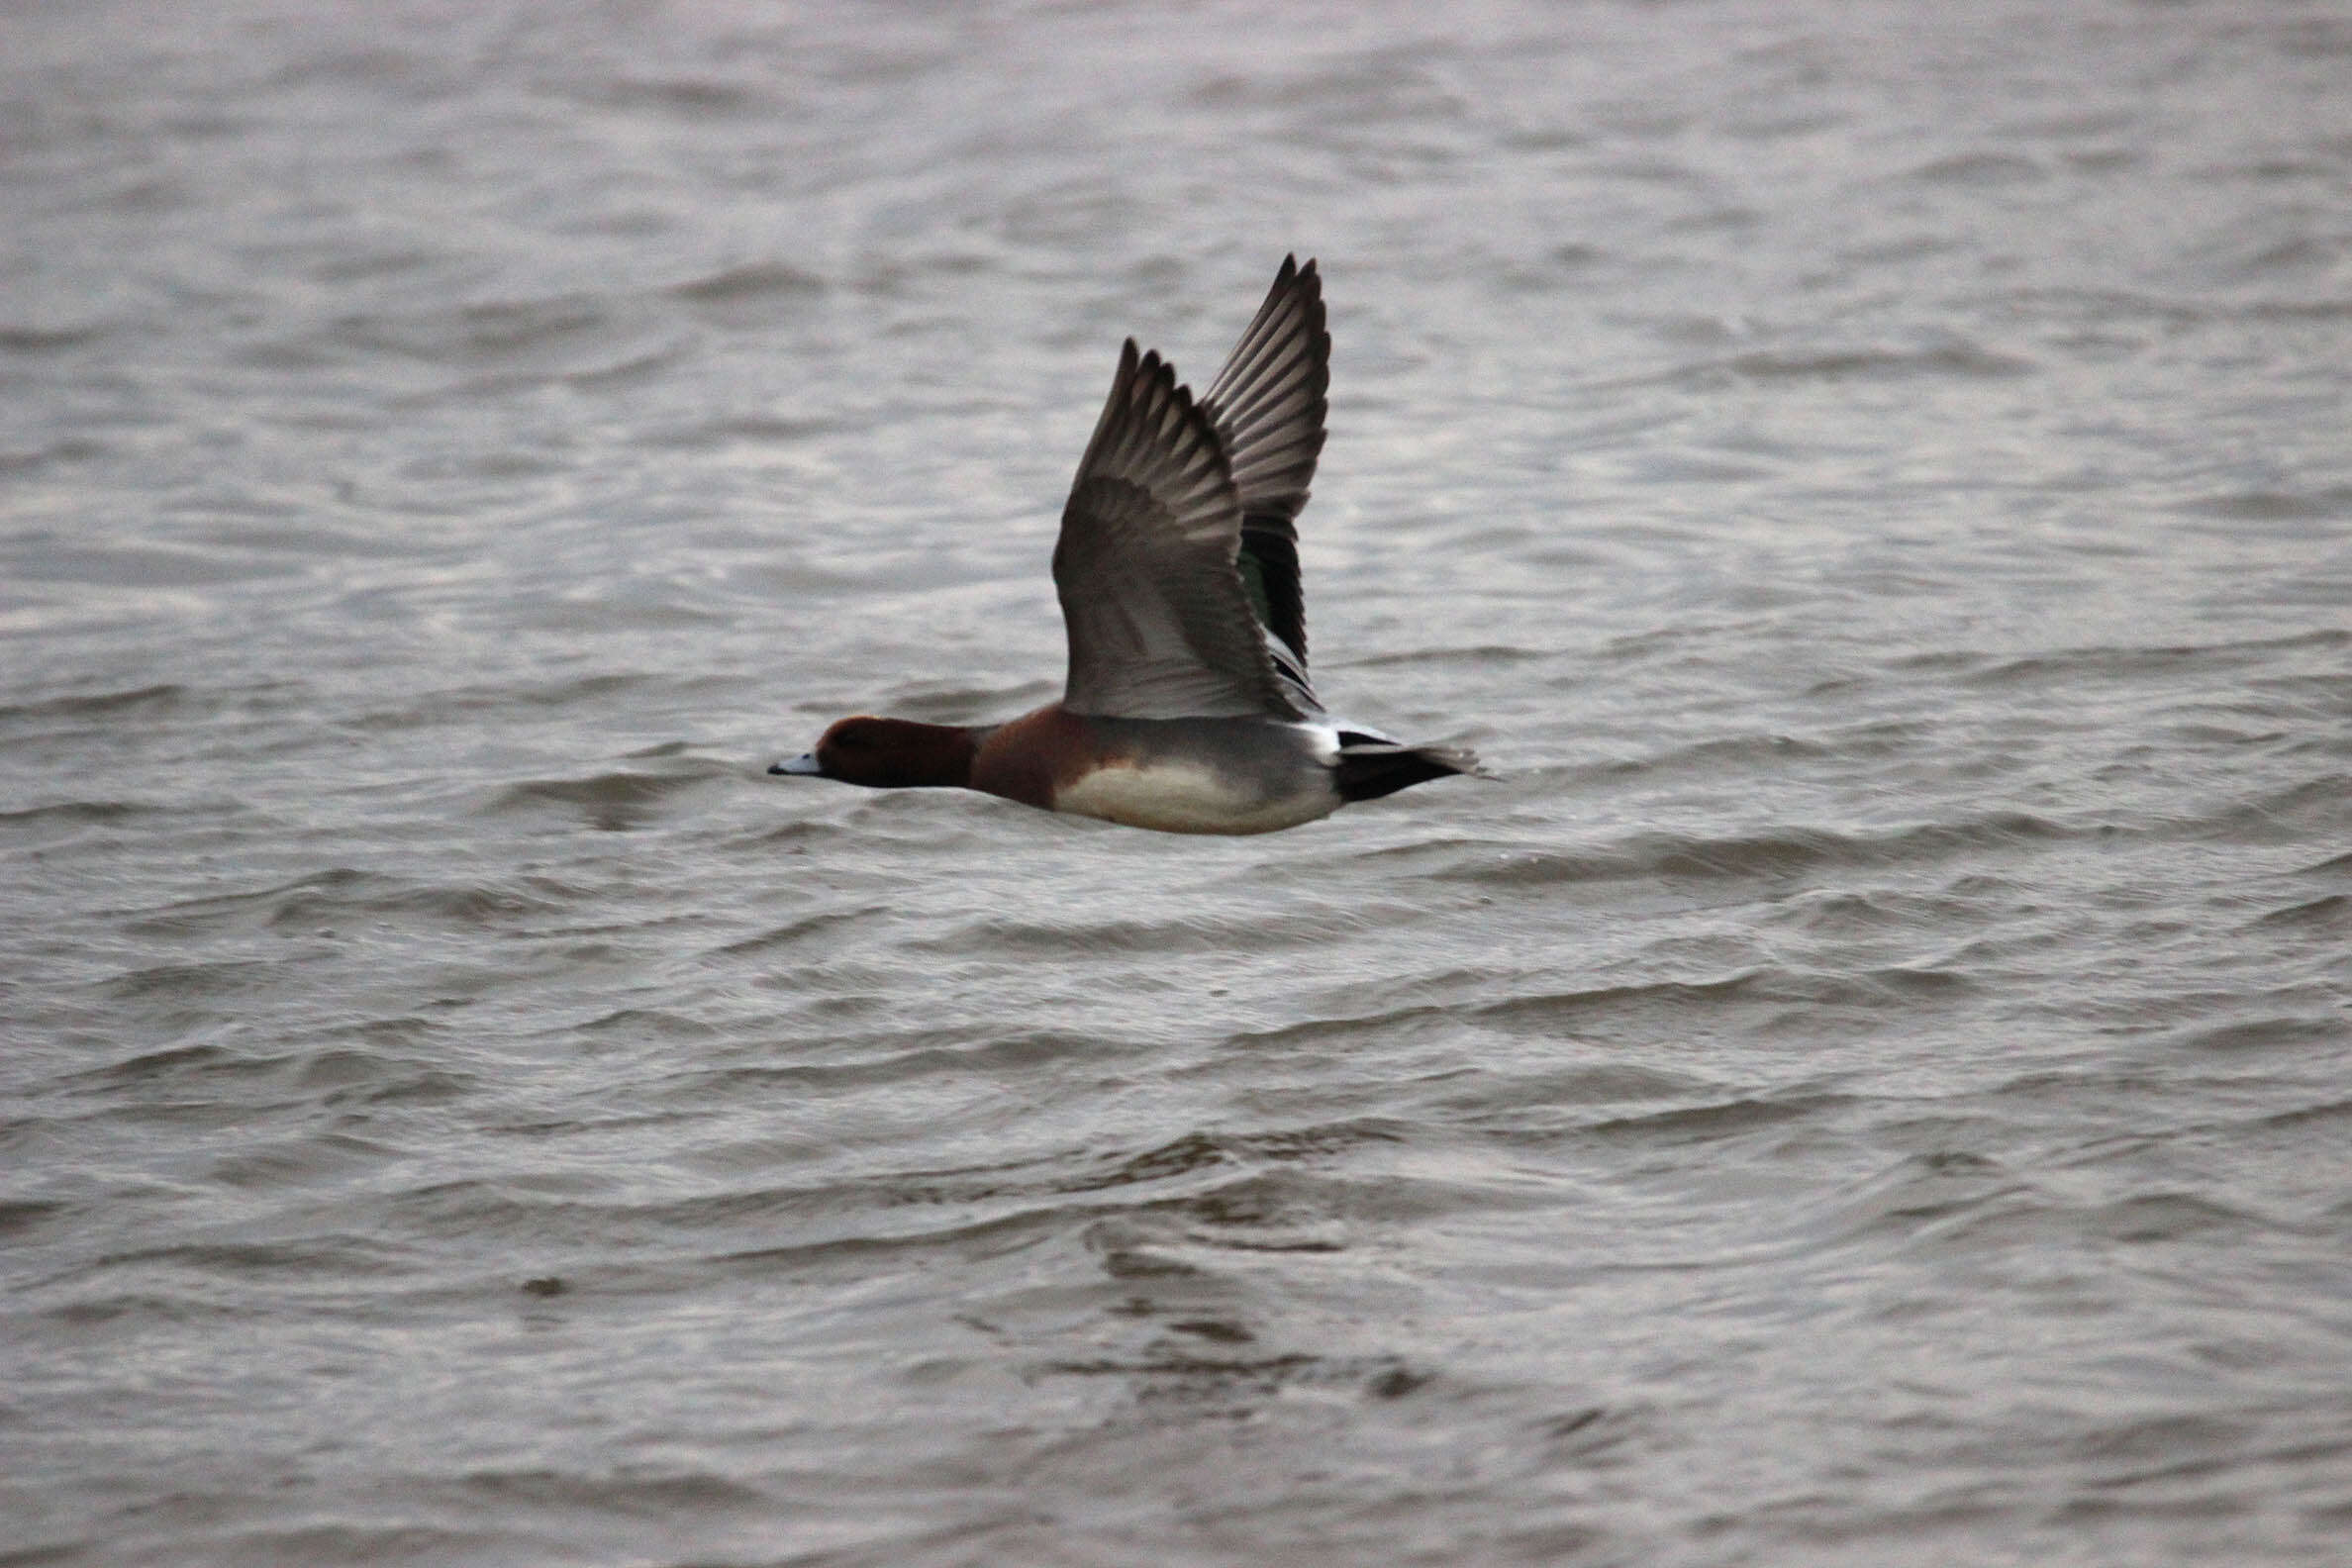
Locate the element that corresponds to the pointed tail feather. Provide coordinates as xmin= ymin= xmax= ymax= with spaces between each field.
xmin=1332 ymin=739 xmax=1488 ymax=803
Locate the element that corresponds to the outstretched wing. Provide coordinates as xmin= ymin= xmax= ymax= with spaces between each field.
xmin=1200 ymin=254 xmax=1328 ymax=693
xmin=1054 ymin=339 xmax=1306 ymax=721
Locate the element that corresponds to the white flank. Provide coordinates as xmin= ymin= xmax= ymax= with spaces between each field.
xmin=1054 ymin=756 xmax=1335 ymax=835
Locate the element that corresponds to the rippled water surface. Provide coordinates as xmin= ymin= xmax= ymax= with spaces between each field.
xmin=6 ymin=2 xmax=2352 ymax=1563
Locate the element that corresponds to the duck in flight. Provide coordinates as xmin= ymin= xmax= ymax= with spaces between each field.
xmin=773 ymin=256 xmax=1483 ymax=834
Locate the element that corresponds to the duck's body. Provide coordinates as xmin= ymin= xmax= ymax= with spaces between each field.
xmin=781 ymin=706 xmax=1472 ymax=835
xmin=773 ymin=257 xmax=1482 ymax=834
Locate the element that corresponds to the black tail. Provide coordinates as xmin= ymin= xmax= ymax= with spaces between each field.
xmin=1332 ymin=736 xmax=1485 ymax=803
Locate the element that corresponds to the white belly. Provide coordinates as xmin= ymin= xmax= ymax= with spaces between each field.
xmin=1053 ymin=758 xmax=1337 ymax=835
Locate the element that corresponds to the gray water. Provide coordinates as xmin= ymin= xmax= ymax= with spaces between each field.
xmin=6 ymin=2 xmax=2351 ymax=1563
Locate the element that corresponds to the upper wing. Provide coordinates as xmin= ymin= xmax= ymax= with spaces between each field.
xmin=1200 ymin=255 xmax=1328 ymax=684
xmin=1055 ymin=339 xmax=1307 ymax=721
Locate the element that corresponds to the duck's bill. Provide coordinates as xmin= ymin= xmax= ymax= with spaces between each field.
xmin=769 ymin=753 xmax=824 ymax=776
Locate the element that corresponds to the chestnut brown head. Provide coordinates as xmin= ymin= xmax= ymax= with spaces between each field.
xmin=769 ymin=717 xmax=978 ymax=790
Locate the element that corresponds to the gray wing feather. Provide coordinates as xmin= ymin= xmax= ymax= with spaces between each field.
xmin=1200 ymin=256 xmax=1327 ymax=705
xmin=1202 ymin=254 xmax=1329 ymax=533
xmin=1055 ymin=340 xmax=1306 ymax=721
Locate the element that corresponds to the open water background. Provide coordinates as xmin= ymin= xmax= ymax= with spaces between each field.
xmin=5 ymin=1 xmax=2352 ymax=1563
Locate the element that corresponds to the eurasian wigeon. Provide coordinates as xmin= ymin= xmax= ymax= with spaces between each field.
xmin=773 ymin=256 xmax=1484 ymax=834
